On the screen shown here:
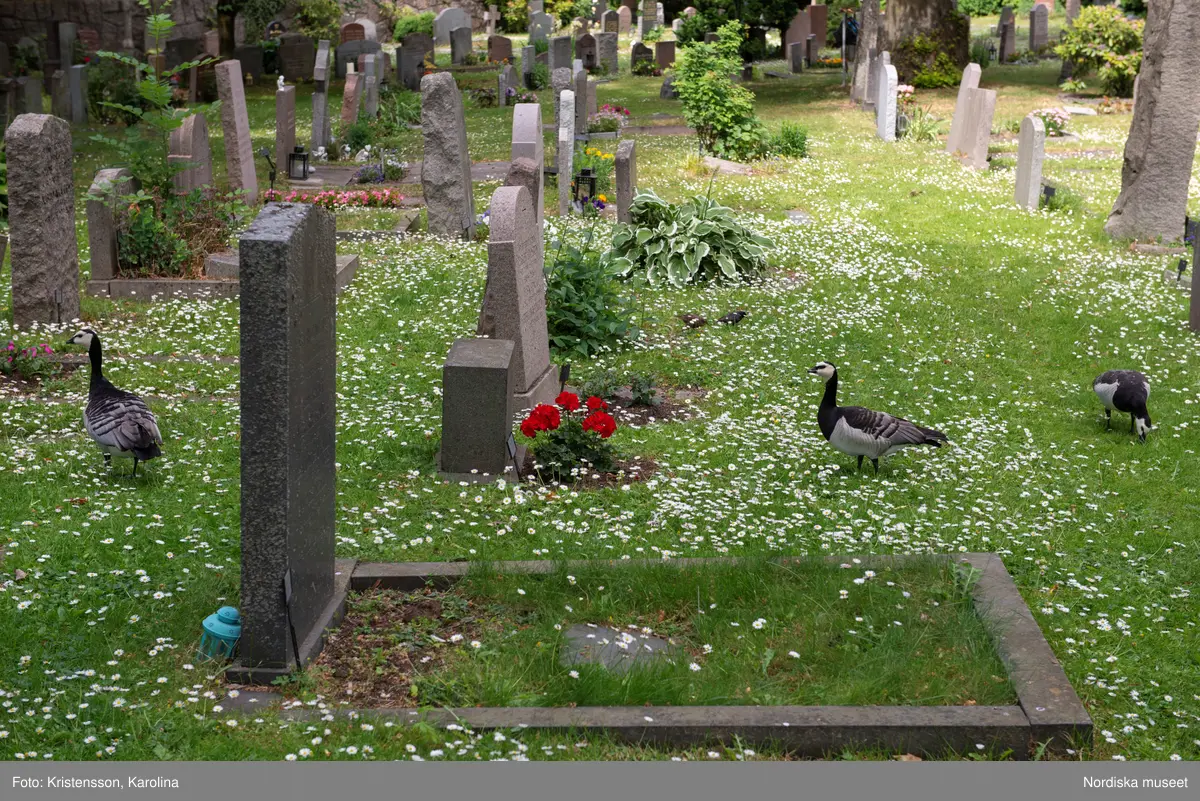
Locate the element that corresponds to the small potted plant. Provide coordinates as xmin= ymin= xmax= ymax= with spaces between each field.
xmin=895 ymin=84 xmax=915 ymax=138
xmin=517 ymin=392 xmax=619 ymax=482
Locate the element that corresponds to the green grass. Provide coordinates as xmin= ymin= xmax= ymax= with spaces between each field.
xmin=307 ymin=558 xmax=1015 ymax=710
xmin=0 ymin=40 xmax=1197 ymax=763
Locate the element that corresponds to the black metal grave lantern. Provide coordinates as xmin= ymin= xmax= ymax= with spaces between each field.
xmin=572 ymin=167 xmax=596 ymax=205
xmin=1041 ymin=184 xmax=1056 ymax=203
xmin=288 ymin=145 xmax=310 ymax=181
xmin=258 ymin=146 xmax=276 ymax=190
xmin=987 ymin=41 xmax=997 ymax=62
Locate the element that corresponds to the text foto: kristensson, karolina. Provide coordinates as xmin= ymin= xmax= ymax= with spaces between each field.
xmin=1084 ymin=777 xmax=1189 ymax=789
xmin=12 ymin=776 xmax=180 ymax=790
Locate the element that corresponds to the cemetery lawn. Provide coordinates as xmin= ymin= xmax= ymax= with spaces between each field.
xmin=0 ymin=45 xmax=1198 ymax=762
xmin=307 ymin=558 xmax=1015 ymax=710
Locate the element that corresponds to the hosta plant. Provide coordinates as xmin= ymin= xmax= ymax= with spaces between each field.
xmin=610 ymin=190 xmax=773 ymax=288
xmin=518 ymin=393 xmax=619 ymax=481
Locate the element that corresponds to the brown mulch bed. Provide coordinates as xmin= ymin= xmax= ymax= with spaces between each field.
xmin=607 ymin=388 xmax=705 ymax=427
xmin=518 ymin=452 xmax=660 ymax=491
xmin=301 ymin=587 xmax=494 ymax=708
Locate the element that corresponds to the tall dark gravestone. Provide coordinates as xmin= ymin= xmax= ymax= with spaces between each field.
xmin=228 ymin=203 xmax=349 ymax=683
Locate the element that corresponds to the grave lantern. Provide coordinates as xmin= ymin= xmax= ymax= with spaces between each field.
xmin=572 ymin=167 xmax=596 ymax=204
xmin=1041 ymin=184 xmax=1056 ymax=203
xmin=1177 ymin=258 xmax=1189 ymax=282
xmin=199 ymin=606 xmax=242 ymax=661
xmin=287 ymin=145 xmax=310 ymax=181
xmin=258 ymin=146 xmax=276 ymax=190
xmin=987 ymin=41 xmax=997 ymax=62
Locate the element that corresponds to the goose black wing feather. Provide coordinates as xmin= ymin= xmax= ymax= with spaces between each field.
xmin=86 ymin=387 xmax=162 ymax=453
xmin=840 ymin=405 xmax=946 ymax=446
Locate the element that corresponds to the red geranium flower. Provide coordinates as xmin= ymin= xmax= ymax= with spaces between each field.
xmin=520 ymin=417 xmax=543 ymax=438
xmin=582 ymin=411 xmax=617 ymax=439
xmin=556 ymin=391 xmax=581 ymax=411
xmin=585 ymin=396 xmax=608 ymax=411
xmin=531 ymin=403 xmax=561 ymax=431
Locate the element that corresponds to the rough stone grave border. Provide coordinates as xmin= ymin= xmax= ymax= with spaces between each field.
xmin=225 ymin=553 xmax=1091 ymax=758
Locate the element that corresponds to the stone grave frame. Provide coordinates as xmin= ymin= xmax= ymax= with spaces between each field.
xmin=219 ymin=553 xmax=1092 ymax=758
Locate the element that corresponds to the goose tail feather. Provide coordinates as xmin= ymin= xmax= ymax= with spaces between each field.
xmin=919 ymin=426 xmax=948 ymax=446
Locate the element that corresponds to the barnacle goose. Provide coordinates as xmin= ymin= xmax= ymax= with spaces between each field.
xmin=1093 ymin=370 xmax=1151 ymax=442
xmin=66 ymin=329 xmax=163 ymax=476
xmin=807 ymin=361 xmax=948 ymax=473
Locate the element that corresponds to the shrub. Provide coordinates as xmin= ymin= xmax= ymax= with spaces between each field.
xmin=544 ymin=241 xmax=637 ymax=359
xmin=393 ymin=9 xmax=436 ymax=39
xmin=529 ymin=62 xmax=551 ymax=89
xmin=518 ymin=393 xmax=619 ymax=481
xmin=969 ymin=36 xmax=991 ymax=69
xmin=262 ymin=188 xmax=407 ymax=209
xmin=377 ymin=85 xmax=422 ymax=131
xmin=903 ymin=106 xmax=941 ymax=143
xmin=956 ymin=0 xmax=1004 ymax=14
xmin=894 ymin=34 xmax=962 ymax=89
xmin=1041 ymin=185 xmax=1086 ymax=214
xmin=87 ymin=55 xmax=145 ymax=125
xmin=580 ymin=369 xmax=622 ymax=401
xmin=628 ymin=374 xmax=661 ymax=407
xmin=631 ymin=58 xmax=662 ymax=77
xmin=642 ymin=26 xmax=664 ymax=43
xmin=112 ymin=187 xmax=250 ymax=278
xmin=1 ymin=339 xmax=59 ymax=383
xmin=767 ymin=122 xmax=808 ymax=158
xmin=1055 ymin=6 xmax=1143 ymax=97
xmin=470 ymin=87 xmax=498 ymax=107
xmin=611 ymin=190 xmax=773 ymax=288
xmin=341 ymin=120 xmax=374 ymax=152
xmin=575 ymin=145 xmax=615 ymax=190
xmin=294 ymin=0 xmax=342 ymax=43
xmin=674 ymin=21 xmax=768 ymax=161
xmin=675 ymin=12 xmax=709 ymax=45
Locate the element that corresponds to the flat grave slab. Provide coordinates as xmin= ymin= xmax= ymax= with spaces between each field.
xmin=561 ymin=624 xmax=680 ymax=674
xmin=88 ymin=253 xmax=360 ymax=300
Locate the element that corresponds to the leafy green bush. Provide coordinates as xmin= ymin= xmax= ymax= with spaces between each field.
xmin=674 ymin=21 xmax=768 ymax=161
xmin=642 ymin=26 xmax=664 ymax=43
xmin=294 ymin=0 xmax=342 ymax=43
xmin=956 ymin=0 xmax=1004 ymax=14
xmin=1041 ymin=185 xmax=1086 ymax=214
xmin=675 ymin=12 xmax=709 ymax=46
xmin=969 ymin=36 xmax=991 ymax=69
xmin=894 ymin=35 xmax=962 ymax=89
xmin=544 ymin=241 xmax=637 ymax=359
xmin=628 ymin=374 xmax=661 ymax=407
xmin=580 ymin=369 xmax=622 ymax=401
xmin=87 ymin=53 xmax=146 ymax=125
xmin=903 ymin=106 xmax=941 ymax=143
xmin=611 ymin=190 xmax=773 ymax=288
xmin=112 ymin=187 xmax=251 ymax=278
xmin=341 ymin=120 xmax=374 ymax=152
xmin=393 ymin=9 xmax=436 ymax=39
xmin=377 ymin=85 xmax=422 ymax=132
xmin=117 ymin=193 xmax=193 ymax=277
xmin=767 ymin=122 xmax=808 ymax=158
xmin=529 ymin=62 xmax=551 ymax=89
xmin=1055 ymin=6 xmax=1143 ymax=96
xmin=631 ymin=58 xmax=662 ymax=76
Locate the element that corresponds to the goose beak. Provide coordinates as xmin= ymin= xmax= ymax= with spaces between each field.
xmin=806 ymin=367 xmax=819 ymax=375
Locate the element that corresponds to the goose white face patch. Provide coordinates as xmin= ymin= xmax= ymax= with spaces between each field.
xmin=1134 ymin=417 xmax=1151 ymax=438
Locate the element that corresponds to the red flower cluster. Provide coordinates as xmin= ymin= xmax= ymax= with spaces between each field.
xmin=519 ymin=393 xmax=617 ymax=440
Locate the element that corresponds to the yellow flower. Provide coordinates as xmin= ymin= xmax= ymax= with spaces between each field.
xmin=598 ymin=194 xmax=607 ymax=202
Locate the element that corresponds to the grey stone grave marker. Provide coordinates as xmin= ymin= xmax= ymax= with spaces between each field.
xmin=439 ymin=339 xmax=517 ymax=481
xmin=1029 ymin=5 xmax=1048 ymax=52
xmin=275 ymin=85 xmax=296 ymax=179
xmin=421 ymin=72 xmax=475 ymax=241
xmin=597 ymin=32 xmax=618 ymax=75
xmin=168 ymin=113 xmax=213 ymax=193
xmin=4 ymin=114 xmax=80 ymax=327
xmin=450 ymin=26 xmax=472 ymax=65
xmin=561 ymin=624 xmax=679 ymax=673
xmin=557 ymin=89 xmax=575 ymax=215
xmin=946 ymin=63 xmax=981 ymax=155
xmin=279 ymin=33 xmax=316 ymax=82
xmin=68 ymin=65 xmax=87 ymax=124
xmin=1014 ymin=113 xmax=1045 ymax=210
xmin=215 ymin=60 xmax=258 ymax=198
xmin=550 ymin=36 xmax=572 ymax=71
xmin=435 ymin=8 xmax=472 ymax=46
xmin=959 ymin=87 xmax=997 ymax=170
xmin=341 ymin=72 xmax=362 ymax=125
xmin=616 ymin=139 xmax=636 ymax=223
xmin=875 ymin=57 xmax=897 ymax=141
xmin=86 ymin=168 xmax=134 ymax=286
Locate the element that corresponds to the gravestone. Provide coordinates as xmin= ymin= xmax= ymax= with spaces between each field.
xmin=959 ymin=87 xmax=997 ymax=170
xmin=617 ymin=6 xmax=632 ymax=35
xmin=498 ymin=64 xmax=517 ymax=105
xmin=355 ymin=18 xmax=378 ymax=41
xmin=164 ymin=37 xmax=200 ymax=71
xmin=656 ymin=2 xmax=665 ymax=27
xmin=562 ymin=624 xmax=678 ymax=674
xmin=552 ymin=67 xmax=572 ymax=134
xmin=18 ymin=77 xmax=41 ymax=114
xmin=275 ymin=85 xmax=295 ymax=178
xmin=489 ymin=34 xmax=514 ymax=63
xmin=450 ymin=26 xmax=472 ymax=65
xmin=311 ymin=40 xmax=332 ymax=153
xmin=597 ymin=32 xmax=618 ymax=75
xmin=587 ymin=72 xmax=598 ymax=117
xmin=557 ymin=89 xmax=575 ymax=215
xmin=784 ymin=9 xmax=810 ymax=51
xmin=86 ymin=168 xmax=134 ymax=284
xmin=530 ymin=11 xmax=554 ymax=42
xmin=1065 ymin=0 xmax=1081 ymax=25
xmin=68 ymin=65 xmax=87 ymax=124
xmin=235 ymin=202 xmax=340 ymax=681
xmin=50 ymin=70 xmax=69 ymax=119
xmin=511 ymin=103 xmax=545 ymax=238
xmin=809 ymin=3 xmax=828 ymax=47
xmin=1029 ymin=5 xmax=1049 ymax=52
xmin=215 ymin=60 xmax=258 ymax=199
xmin=789 ymin=41 xmax=804 ymax=73
xmin=486 ymin=4 xmax=499 ymax=36
xmin=577 ymin=34 xmax=597 ymax=71
xmin=673 ymin=19 xmax=683 ymax=33
xmin=1105 ymin=0 xmax=1200 ymax=242
xmin=435 ymin=8 xmax=472 ymax=46
xmin=476 ymin=185 xmax=557 ymax=413
xmin=1014 ymin=113 xmax=1045 ymax=210
xmin=683 ymin=5 xmax=697 ymax=14
xmin=639 ymin=0 xmax=656 ymax=36
xmin=4 ymin=114 xmax=80 ymax=328
xmin=363 ymin=53 xmax=379 ymax=117
xmin=233 ymin=44 xmax=264 ymax=81
xmin=341 ymin=72 xmax=362 ymax=124
xmin=421 ymin=72 xmax=475 ymax=241
xmin=504 ymin=157 xmax=541 ymax=230
xmin=439 ymin=339 xmax=517 ymax=480
xmin=530 ymin=0 xmax=545 ymax=15
xmin=521 ymin=44 xmax=536 ymax=86
xmin=875 ymin=59 xmax=897 ymax=142
xmin=279 ymin=33 xmax=316 ymax=82
xmin=999 ymin=20 xmax=1015 ymax=62
xmin=806 ymin=35 xmax=819 ymax=66
xmin=851 ymin=0 xmax=879 ymax=103
xmin=550 ymin=36 xmax=572 ymax=72
xmin=631 ymin=42 xmax=653 ymax=70
xmin=168 ymin=113 xmax=213 ymax=193
xmin=57 ymin=22 xmax=78 ymax=68
xmin=204 ymin=30 xmax=219 ymax=56
xmin=616 ymin=139 xmax=636 ymax=223
xmin=660 ymin=75 xmax=677 ymax=98
xmin=946 ymin=63 xmax=981 ymax=155
xmin=400 ymin=33 xmax=434 ymax=91
xmin=863 ymin=48 xmax=880 ymax=110
xmin=655 ymin=40 xmax=675 ymax=70
xmin=602 ymin=9 xmax=619 ymax=32
xmin=336 ymin=39 xmax=382 ymax=78
xmin=998 ymin=5 xmax=1014 ymax=28
xmin=340 ymin=22 xmax=364 ymax=44
xmin=574 ymin=68 xmax=588 ymax=137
